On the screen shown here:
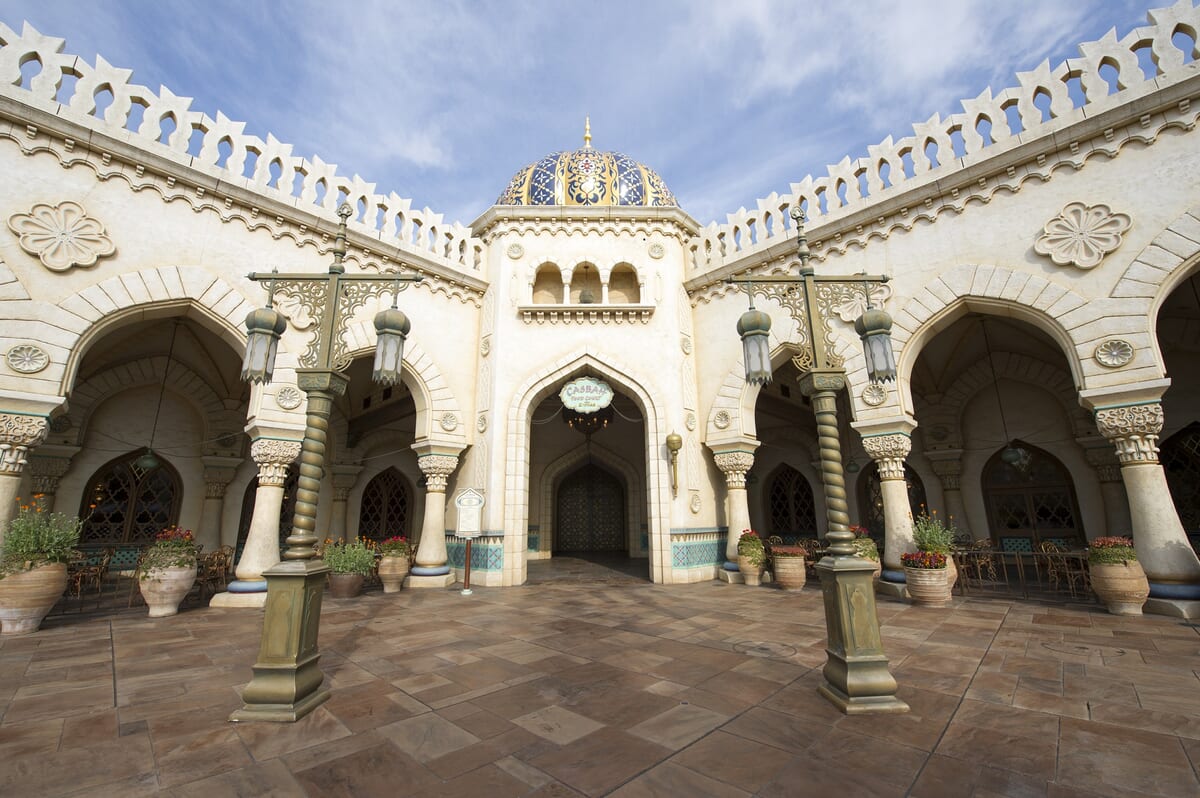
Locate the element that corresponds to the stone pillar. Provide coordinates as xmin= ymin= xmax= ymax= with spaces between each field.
xmin=27 ymin=450 xmax=75 ymax=512
xmin=929 ymin=454 xmax=970 ymax=539
xmin=0 ymin=413 xmax=48 ymax=544
xmin=1095 ymin=402 xmax=1200 ymax=615
xmin=408 ymin=453 xmax=459 ymax=588
xmin=212 ymin=438 xmax=300 ymax=608
xmin=329 ymin=465 xmax=363 ymax=543
xmin=1085 ymin=445 xmax=1132 ymax=537
xmin=713 ymin=450 xmax=755 ymax=569
xmin=862 ymin=433 xmax=915 ymax=582
xmin=200 ymin=456 xmax=240 ymax=550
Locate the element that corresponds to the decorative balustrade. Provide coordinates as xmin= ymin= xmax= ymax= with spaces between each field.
xmin=0 ymin=22 xmax=484 ymax=274
xmin=688 ymin=0 xmax=1200 ymax=273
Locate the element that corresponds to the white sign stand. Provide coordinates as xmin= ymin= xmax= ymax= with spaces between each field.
xmin=454 ymin=489 xmax=485 ymax=595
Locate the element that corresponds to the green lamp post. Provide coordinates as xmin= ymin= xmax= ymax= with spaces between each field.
xmin=732 ymin=206 xmax=908 ymax=715
xmin=231 ymin=203 xmax=422 ymax=722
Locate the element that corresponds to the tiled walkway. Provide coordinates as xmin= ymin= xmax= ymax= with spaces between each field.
xmin=1 ymin=571 xmax=1198 ymax=796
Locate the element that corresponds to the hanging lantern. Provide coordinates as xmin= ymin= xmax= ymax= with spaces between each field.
xmin=372 ymin=306 xmax=410 ymax=386
xmin=737 ymin=307 xmax=773 ymax=385
xmin=241 ymin=306 xmax=287 ymax=384
xmin=134 ymin=448 xmax=159 ymax=472
xmin=854 ymin=307 xmax=897 ymax=384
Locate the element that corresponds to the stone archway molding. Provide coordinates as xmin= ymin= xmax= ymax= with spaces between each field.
xmin=505 ymin=351 xmax=664 ymax=586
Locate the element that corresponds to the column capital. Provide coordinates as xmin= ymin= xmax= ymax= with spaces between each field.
xmin=418 ymin=454 xmax=459 ymax=493
xmin=28 ymin=452 xmax=73 ymax=494
xmin=251 ymin=438 xmax=301 ymax=486
xmin=0 ymin=412 xmax=48 ymax=475
xmin=1084 ymin=445 xmax=1123 ymax=482
xmin=1095 ymin=402 xmax=1163 ymax=465
xmin=860 ymin=433 xmax=910 ymax=480
xmin=712 ymin=451 xmax=755 ymax=488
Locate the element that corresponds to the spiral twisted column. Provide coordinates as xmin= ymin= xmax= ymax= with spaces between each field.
xmin=803 ymin=375 xmax=851 ymax=556
xmin=285 ymin=372 xmax=348 ymax=560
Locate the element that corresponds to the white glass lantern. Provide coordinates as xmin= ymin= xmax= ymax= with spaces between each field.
xmin=372 ymin=306 xmax=410 ymax=386
xmin=242 ymin=306 xmax=287 ymax=384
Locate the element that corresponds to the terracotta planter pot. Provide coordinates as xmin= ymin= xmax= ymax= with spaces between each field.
xmin=904 ymin=566 xmax=951 ymax=607
xmin=0 ymin=562 xmax=67 ymax=635
xmin=140 ymin=565 xmax=197 ymax=618
xmin=328 ymin=572 xmax=364 ymax=598
xmin=772 ymin=556 xmax=806 ymax=590
xmin=737 ymin=555 xmax=762 ymax=586
xmin=378 ymin=556 xmax=410 ymax=593
xmin=1091 ymin=560 xmax=1149 ymax=615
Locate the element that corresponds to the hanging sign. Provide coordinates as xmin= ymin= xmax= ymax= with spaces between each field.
xmin=454 ymin=488 xmax=485 ymax=538
xmin=559 ymin=377 xmax=614 ymax=414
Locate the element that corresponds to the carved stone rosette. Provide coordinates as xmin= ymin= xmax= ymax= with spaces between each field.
xmin=861 ymin=434 xmax=910 ymax=481
xmin=418 ymin=454 xmax=459 ymax=493
xmin=0 ymin=414 xmax=48 ymax=475
xmin=251 ymin=439 xmax=301 ymax=486
xmin=713 ymin=451 xmax=755 ymax=489
xmin=1095 ymin=403 xmax=1163 ymax=465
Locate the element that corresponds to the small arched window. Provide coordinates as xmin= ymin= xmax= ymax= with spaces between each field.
xmin=78 ymin=452 xmax=182 ymax=546
xmin=532 ymin=263 xmax=562 ymax=304
xmin=767 ymin=465 xmax=817 ymax=539
xmin=569 ymin=262 xmax=602 ymax=304
xmin=608 ymin=263 xmax=640 ymax=303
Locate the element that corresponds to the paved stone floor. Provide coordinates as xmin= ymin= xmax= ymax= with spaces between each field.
xmin=1 ymin=559 xmax=1199 ymax=797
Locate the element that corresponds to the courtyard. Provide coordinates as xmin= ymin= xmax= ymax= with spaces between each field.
xmin=1 ymin=562 xmax=1198 ymax=796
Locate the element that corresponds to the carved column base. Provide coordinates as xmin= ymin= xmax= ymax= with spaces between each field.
xmin=230 ymin=559 xmax=330 ymax=723
xmin=815 ymin=555 xmax=909 ymax=715
xmin=404 ymin=572 xmax=457 ymax=589
xmin=1143 ymin=598 xmax=1200 ymax=619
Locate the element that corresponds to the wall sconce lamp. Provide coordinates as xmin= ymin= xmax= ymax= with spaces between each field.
xmin=665 ymin=432 xmax=683 ymax=495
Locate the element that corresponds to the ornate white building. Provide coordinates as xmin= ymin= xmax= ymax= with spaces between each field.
xmin=0 ymin=3 xmax=1197 ymax=614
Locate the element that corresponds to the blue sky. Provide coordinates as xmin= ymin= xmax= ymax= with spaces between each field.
xmin=0 ymin=1 xmax=1160 ymax=226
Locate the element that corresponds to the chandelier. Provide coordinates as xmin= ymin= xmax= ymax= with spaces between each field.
xmin=563 ymin=405 xmax=613 ymax=436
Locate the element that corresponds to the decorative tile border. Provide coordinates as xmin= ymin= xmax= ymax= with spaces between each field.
xmin=669 ymin=530 xmax=727 ymax=570
xmin=446 ymin=536 xmax=504 ymax=571
xmin=527 ymin=532 xmax=541 ymax=551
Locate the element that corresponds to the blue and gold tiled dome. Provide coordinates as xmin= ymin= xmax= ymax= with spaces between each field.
xmin=496 ymin=120 xmax=676 ymax=208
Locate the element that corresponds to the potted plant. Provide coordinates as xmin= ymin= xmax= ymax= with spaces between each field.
xmin=850 ymin=525 xmax=882 ymax=580
xmin=1088 ymin=536 xmax=1148 ymax=615
xmin=377 ymin=535 xmax=412 ymax=593
xmin=770 ymin=545 xmax=807 ymax=590
xmin=913 ymin=510 xmax=957 ymax=590
xmin=901 ymin=550 xmax=951 ymax=606
xmin=139 ymin=525 xmax=198 ymax=617
xmin=0 ymin=497 xmax=82 ymax=634
xmin=736 ymin=530 xmax=765 ymax=586
xmin=323 ymin=540 xmax=375 ymax=598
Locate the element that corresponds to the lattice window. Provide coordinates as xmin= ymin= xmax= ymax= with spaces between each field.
xmin=859 ymin=464 xmax=927 ymax=540
xmin=236 ymin=465 xmax=299 ymax=550
xmin=1162 ymin=423 xmax=1200 ymax=534
xmin=767 ymin=466 xmax=817 ymax=537
xmin=78 ymin=453 xmax=181 ymax=546
xmin=358 ymin=468 xmax=411 ymax=543
xmin=983 ymin=442 xmax=1082 ymax=546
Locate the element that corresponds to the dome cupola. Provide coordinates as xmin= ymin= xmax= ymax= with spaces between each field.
xmin=496 ymin=119 xmax=676 ymax=208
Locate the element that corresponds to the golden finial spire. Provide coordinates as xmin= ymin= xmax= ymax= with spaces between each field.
xmin=583 ymin=116 xmax=592 ymax=148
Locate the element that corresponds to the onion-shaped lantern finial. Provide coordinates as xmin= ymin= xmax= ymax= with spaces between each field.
xmin=372 ymin=305 xmax=411 ymax=386
xmin=854 ymin=307 xmax=897 ymax=384
xmin=241 ymin=305 xmax=287 ymax=384
xmin=737 ymin=307 xmax=773 ymax=385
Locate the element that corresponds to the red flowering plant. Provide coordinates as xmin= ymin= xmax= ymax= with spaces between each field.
xmin=140 ymin=524 xmax=198 ymax=575
xmin=901 ymin=551 xmax=947 ymax=569
xmin=737 ymin=529 xmax=766 ymax=567
xmin=1088 ymin=536 xmax=1137 ymax=565
xmin=378 ymin=536 xmax=413 ymax=559
xmin=849 ymin=525 xmax=880 ymax=562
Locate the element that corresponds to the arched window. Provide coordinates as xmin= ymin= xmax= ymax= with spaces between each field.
xmin=358 ymin=468 xmax=412 ymax=543
xmin=532 ymin=263 xmax=562 ymax=304
xmin=608 ymin=263 xmax=640 ymax=303
xmin=983 ymin=442 xmax=1082 ymax=551
xmin=858 ymin=463 xmax=927 ymax=541
xmin=569 ymin=262 xmax=602 ymax=304
xmin=236 ymin=465 xmax=299 ymax=552
xmin=1162 ymin=422 xmax=1200 ymax=538
xmin=766 ymin=465 xmax=817 ymax=540
xmin=78 ymin=453 xmax=182 ymax=546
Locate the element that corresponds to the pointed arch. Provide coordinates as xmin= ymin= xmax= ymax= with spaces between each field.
xmin=505 ymin=351 xmax=664 ymax=585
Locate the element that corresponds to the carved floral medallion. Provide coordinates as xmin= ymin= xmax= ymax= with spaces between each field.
xmin=1033 ymin=202 xmax=1131 ymax=269
xmin=5 ymin=344 xmax=49 ymax=374
xmin=274 ymin=386 xmax=303 ymax=410
xmin=1094 ymin=339 xmax=1134 ymax=368
xmin=8 ymin=201 xmax=116 ymax=271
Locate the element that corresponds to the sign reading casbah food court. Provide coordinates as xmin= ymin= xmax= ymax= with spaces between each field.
xmin=559 ymin=377 xmax=614 ymax=413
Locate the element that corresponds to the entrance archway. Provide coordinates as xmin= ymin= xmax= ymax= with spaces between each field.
xmin=555 ymin=463 xmax=626 ymax=552
xmin=983 ymin=442 xmax=1083 ymax=551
